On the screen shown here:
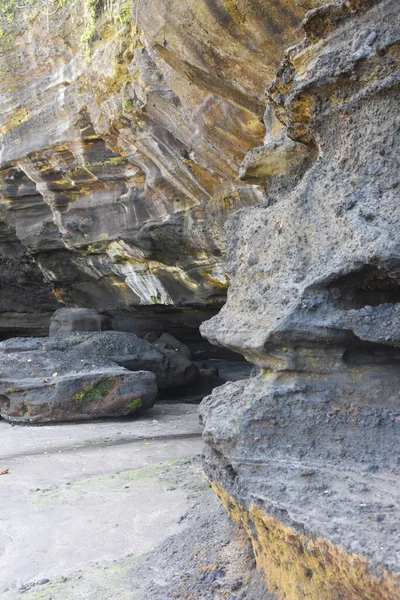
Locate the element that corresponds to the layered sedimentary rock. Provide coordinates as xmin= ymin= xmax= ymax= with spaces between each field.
xmin=200 ymin=0 xmax=400 ymax=597
xmin=0 ymin=0 xmax=320 ymax=336
xmin=2 ymin=0 xmax=400 ymax=592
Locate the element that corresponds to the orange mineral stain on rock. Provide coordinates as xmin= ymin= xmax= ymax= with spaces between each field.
xmin=212 ymin=482 xmax=400 ymax=600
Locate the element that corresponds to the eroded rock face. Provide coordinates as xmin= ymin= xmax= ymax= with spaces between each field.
xmin=200 ymin=0 xmax=400 ymax=597
xmin=0 ymin=0 xmax=320 ymax=335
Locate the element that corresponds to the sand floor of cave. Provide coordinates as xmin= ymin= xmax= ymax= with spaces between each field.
xmin=0 ymin=403 xmax=204 ymax=599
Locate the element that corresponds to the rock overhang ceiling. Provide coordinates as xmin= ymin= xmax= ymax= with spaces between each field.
xmin=0 ymin=0 xmax=319 ymax=336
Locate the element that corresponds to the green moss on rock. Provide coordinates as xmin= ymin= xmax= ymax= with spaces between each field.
xmin=74 ymin=377 xmax=116 ymax=404
xmin=126 ymin=397 xmax=142 ymax=412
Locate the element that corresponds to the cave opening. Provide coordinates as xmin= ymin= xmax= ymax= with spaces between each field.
xmin=343 ymin=342 xmax=400 ymax=366
xmin=104 ymin=305 xmax=252 ymax=404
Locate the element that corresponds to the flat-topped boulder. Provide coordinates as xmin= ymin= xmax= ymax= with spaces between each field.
xmin=0 ymin=330 xmax=199 ymax=423
xmin=0 ymin=368 xmax=157 ymax=424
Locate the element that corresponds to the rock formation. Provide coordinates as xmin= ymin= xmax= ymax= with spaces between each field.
xmin=49 ymin=307 xmax=108 ymax=335
xmin=0 ymin=330 xmax=199 ymax=422
xmin=200 ymin=0 xmax=400 ymax=597
xmin=1 ymin=0 xmax=399 ymax=596
xmin=0 ymin=0 xmax=316 ymax=339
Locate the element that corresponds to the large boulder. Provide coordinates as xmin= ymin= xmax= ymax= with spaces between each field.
xmin=156 ymin=333 xmax=192 ymax=360
xmin=0 ymin=330 xmax=200 ymax=422
xmin=156 ymin=348 xmax=199 ymax=388
xmin=0 ymin=369 xmax=156 ymax=424
xmin=0 ymin=336 xmax=157 ymax=423
xmin=64 ymin=330 xmax=200 ymax=388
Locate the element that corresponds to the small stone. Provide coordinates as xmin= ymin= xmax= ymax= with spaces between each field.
xmin=300 ymin=469 xmax=316 ymax=477
xmin=177 ymin=513 xmax=188 ymax=524
xmin=366 ymin=31 xmax=377 ymax=46
xmin=366 ymin=464 xmax=379 ymax=472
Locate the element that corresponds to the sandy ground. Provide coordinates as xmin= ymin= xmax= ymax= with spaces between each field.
xmin=0 ymin=402 xmax=269 ymax=600
xmin=0 ymin=404 xmax=205 ymax=597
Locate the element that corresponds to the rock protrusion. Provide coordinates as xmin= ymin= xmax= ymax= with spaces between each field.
xmin=200 ymin=0 xmax=400 ymax=597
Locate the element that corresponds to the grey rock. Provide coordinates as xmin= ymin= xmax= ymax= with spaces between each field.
xmin=49 ymin=308 xmax=106 ymax=336
xmin=158 ymin=348 xmax=199 ymax=388
xmin=200 ymin=0 xmax=400 ymax=595
xmin=106 ymin=331 xmax=199 ymax=388
xmin=366 ymin=31 xmax=377 ymax=46
xmin=156 ymin=333 xmax=192 ymax=360
xmin=0 ymin=329 xmax=200 ymax=422
xmin=0 ymin=359 xmax=157 ymax=424
xmin=144 ymin=332 xmax=159 ymax=344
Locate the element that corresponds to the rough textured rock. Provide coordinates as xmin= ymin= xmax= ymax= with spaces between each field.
xmin=200 ymin=0 xmax=400 ymax=598
xmin=156 ymin=332 xmax=192 ymax=359
xmin=0 ymin=337 xmax=157 ymax=423
xmin=0 ymin=224 xmax=58 ymax=337
xmin=0 ymin=330 xmax=200 ymax=422
xmin=126 ymin=486 xmax=273 ymax=600
xmin=0 ymin=0 xmax=325 ymax=336
xmin=1 ymin=0 xmax=399 ymax=594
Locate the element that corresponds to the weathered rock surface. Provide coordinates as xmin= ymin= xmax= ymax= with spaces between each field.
xmin=1 ymin=0 xmax=399 ymax=595
xmin=0 ymin=330 xmax=200 ymax=422
xmin=0 ymin=0 xmax=325 ymax=336
xmin=100 ymin=330 xmax=199 ymax=388
xmin=0 ymin=364 xmax=157 ymax=424
xmin=49 ymin=307 xmax=107 ymax=336
xmin=200 ymin=0 xmax=400 ymax=598
xmin=156 ymin=332 xmax=192 ymax=359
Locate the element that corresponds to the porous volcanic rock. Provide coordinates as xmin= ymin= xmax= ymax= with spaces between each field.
xmin=0 ymin=330 xmax=199 ymax=422
xmin=0 ymin=0 xmax=327 ymax=336
xmin=200 ymin=0 xmax=400 ymax=598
